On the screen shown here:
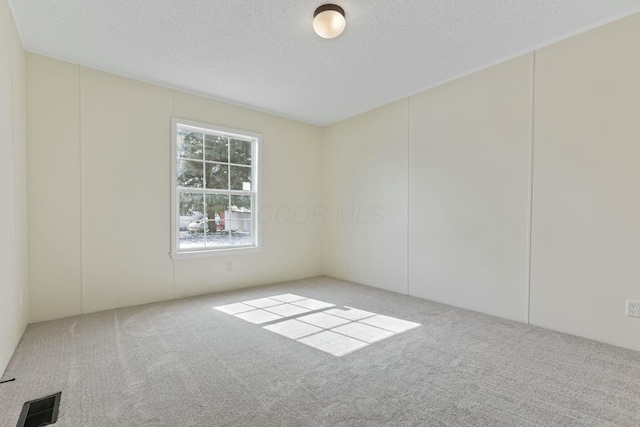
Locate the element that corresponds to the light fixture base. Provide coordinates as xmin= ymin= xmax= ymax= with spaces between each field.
xmin=314 ymin=4 xmax=345 ymax=19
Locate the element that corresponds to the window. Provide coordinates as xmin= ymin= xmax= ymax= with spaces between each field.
xmin=170 ymin=118 xmax=260 ymax=259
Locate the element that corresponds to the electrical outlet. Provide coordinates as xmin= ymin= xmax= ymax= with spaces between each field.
xmin=347 ymin=257 xmax=352 ymax=267
xmin=626 ymin=299 xmax=640 ymax=318
xmin=226 ymin=261 xmax=232 ymax=272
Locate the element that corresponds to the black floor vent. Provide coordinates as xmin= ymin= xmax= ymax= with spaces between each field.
xmin=16 ymin=392 xmax=61 ymax=427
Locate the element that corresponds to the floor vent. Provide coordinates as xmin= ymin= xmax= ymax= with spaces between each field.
xmin=16 ymin=392 xmax=61 ymax=427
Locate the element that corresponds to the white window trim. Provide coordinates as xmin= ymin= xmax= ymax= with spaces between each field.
xmin=170 ymin=117 xmax=261 ymax=260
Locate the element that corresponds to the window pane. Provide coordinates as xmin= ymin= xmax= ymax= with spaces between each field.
xmin=178 ymin=192 xmax=204 ymax=217
xmin=178 ymin=193 xmax=206 ymax=250
xmin=230 ymin=139 xmax=252 ymax=165
xmin=205 ymin=163 xmax=229 ymax=189
xmin=231 ymin=221 xmax=252 ymax=246
xmin=205 ymin=134 xmax=228 ymax=162
xmin=177 ymin=131 xmax=203 ymax=160
xmin=226 ymin=196 xmax=252 ymax=246
xmin=231 ymin=195 xmax=252 ymax=220
xmin=205 ymin=194 xmax=230 ymax=247
xmin=206 ymin=220 xmax=224 ymax=234
xmin=207 ymin=231 xmax=231 ymax=247
xmin=205 ymin=194 xmax=229 ymax=223
xmin=230 ymin=165 xmax=251 ymax=190
xmin=177 ymin=159 xmax=204 ymax=188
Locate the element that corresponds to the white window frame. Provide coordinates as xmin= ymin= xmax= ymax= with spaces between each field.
xmin=170 ymin=117 xmax=261 ymax=260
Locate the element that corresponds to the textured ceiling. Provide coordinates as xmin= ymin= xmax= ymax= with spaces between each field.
xmin=8 ymin=0 xmax=640 ymax=126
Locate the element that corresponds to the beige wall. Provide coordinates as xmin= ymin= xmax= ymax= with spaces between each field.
xmin=26 ymin=56 xmax=82 ymax=321
xmin=530 ymin=13 xmax=640 ymax=349
xmin=322 ymin=100 xmax=408 ymax=294
xmin=0 ymin=0 xmax=28 ymax=375
xmin=322 ymin=13 xmax=640 ymax=351
xmin=27 ymin=54 xmax=323 ymax=322
xmin=322 ymin=57 xmax=532 ymax=322
xmin=408 ymin=55 xmax=533 ymax=322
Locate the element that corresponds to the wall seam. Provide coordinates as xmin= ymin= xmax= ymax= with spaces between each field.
xmin=15 ymin=18 xmax=28 ymax=328
xmin=172 ymin=90 xmax=176 ymax=300
xmin=79 ymin=66 xmax=86 ymax=314
xmin=319 ymin=125 xmax=326 ymax=278
xmin=9 ymin=10 xmax=19 ymax=336
xmin=525 ymin=51 xmax=536 ymax=325
xmin=406 ymin=97 xmax=410 ymax=296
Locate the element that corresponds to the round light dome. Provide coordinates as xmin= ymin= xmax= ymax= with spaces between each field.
xmin=313 ymin=4 xmax=346 ymax=39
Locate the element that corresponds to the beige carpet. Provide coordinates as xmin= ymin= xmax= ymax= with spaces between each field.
xmin=1 ymin=276 xmax=639 ymax=426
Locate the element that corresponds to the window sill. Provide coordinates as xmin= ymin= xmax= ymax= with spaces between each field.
xmin=170 ymin=245 xmax=261 ymax=260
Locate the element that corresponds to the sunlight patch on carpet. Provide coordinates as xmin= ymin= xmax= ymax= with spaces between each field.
xmin=214 ymin=295 xmax=420 ymax=356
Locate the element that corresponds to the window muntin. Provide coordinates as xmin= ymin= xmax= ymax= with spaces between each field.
xmin=171 ymin=118 xmax=259 ymax=257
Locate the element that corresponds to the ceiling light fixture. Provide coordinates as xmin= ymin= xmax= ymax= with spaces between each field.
xmin=313 ymin=4 xmax=346 ymax=39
